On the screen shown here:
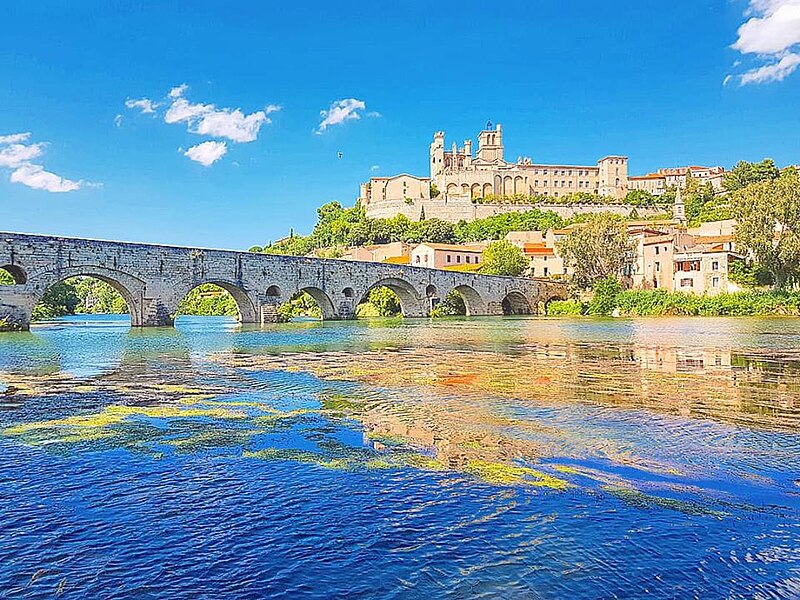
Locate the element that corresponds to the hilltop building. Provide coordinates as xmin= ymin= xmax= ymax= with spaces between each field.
xmin=628 ymin=166 xmax=726 ymax=195
xmin=359 ymin=124 xmax=697 ymax=223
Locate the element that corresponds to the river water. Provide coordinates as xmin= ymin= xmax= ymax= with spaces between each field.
xmin=1 ymin=314 xmax=799 ymax=599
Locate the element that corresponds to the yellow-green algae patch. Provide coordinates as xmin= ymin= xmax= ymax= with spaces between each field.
xmin=4 ymin=404 xmax=248 ymax=439
xmin=603 ymin=485 xmax=730 ymax=517
xmin=465 ymin=460 xmax=571 ymax=490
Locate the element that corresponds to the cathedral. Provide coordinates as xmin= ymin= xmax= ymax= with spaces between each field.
xmin=359 ymin=123 xmax=632 ymax=223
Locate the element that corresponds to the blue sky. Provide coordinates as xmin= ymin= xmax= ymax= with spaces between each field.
xmin=1 ymin=0 xmax=799 ymax=249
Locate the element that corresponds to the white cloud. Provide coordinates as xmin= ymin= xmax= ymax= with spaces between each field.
xmin=370 ymin=164 xmax=380 ymax=171
xmin=114 ymin=114 xmax=123 ymax=127
xmin=741 ymin=52 xmax=800 ymax=84
xmin=125 ymin=97 xmax=158 ymax=114
xmin=163 ymin=89 xmax=271 ymax=143
xmin=169 ymin=83 xmax=189 ymax=99
xmin=0 ymin=132 xmax=93 ymax=193
xmin=366 ymin=111 xmax=382 ymax=118
xmin=10 ymin=163 xmax=81 ymax=193
xmin=316 ymin=98 xmax=367 ymax=134
xmin=184 ymin=141 xmax=228 ymax=166
xmin=0 ymin=142 xmax=44 ymax=168
xmin=731 ymin=0 xmax=800 ymax=84
xmin=0 ymin=132 xmax=31 ymax=145
xmin=124 ymin=85 xmax=278 ymax=165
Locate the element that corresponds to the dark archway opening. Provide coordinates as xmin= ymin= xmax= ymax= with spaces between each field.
xmin=501 ymin=291 xmax=533 ymax=316
xmin=0 ymin=265 xmax=27 ymax=285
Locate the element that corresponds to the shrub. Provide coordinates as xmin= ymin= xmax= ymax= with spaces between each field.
xmin=546 ymin=299 xmax=585 ymax=316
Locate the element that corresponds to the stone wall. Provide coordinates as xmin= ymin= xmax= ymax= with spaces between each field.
xmin=0 ymin=232 xmax=569 ymax=331
xmin=365 ymin=196 xmax=664 ymax=223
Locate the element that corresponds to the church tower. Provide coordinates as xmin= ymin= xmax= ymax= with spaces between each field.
xmin=430 ymin=131 xmax=445 ymax=178
xmin=477 ymin=123 xmax=504 ymax=163
xmin=673 ymin=186 xmax=686 ymax=223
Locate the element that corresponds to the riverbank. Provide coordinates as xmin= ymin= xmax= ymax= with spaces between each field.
xmin=548 ymin=289 xmax=800 ymax=317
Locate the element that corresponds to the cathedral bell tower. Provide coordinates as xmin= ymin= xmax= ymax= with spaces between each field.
xmin=477 ymin=123 xmax=504 ymax=163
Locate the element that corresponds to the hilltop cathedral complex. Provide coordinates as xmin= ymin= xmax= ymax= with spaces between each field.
xmin=359 ymin=123 xmax=726 ymax=223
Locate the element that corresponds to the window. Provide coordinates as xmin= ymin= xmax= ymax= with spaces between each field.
xmin=712 ymin=276 xmax=720 ymax=287
xmin=534 ymin=180 xmax=539 ymax=187
xmin=415 ymin=255 xmax=421 ymax=264
xmin=423 ymin=254 xmax=428 ymax=263
xmin=466 ymin=256 xmax=471 ymax=264
xmin=655 ymin=246 xmax=660 ymax=255
xmin=447 ymin=255 xmax=451 ymax=263
xmin=681 ymin=278 xmax=693 ymax=287
xmin=712 ymin=260 xmax=719 ymax=271
xmin=656 ymin=262 xmax=660 ymax=272
xmin=544 ymin=267 xmax=549 ymax=276
xmin=457 ymin=255 xmax=461 ymax=263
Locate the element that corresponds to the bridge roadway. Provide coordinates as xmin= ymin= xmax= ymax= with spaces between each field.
xmin=0 ymin=232 xmax=569 ymax=331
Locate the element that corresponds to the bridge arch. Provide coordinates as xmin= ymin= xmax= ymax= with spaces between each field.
xmin=0 ymin=264 xmax=27 ymax=285
xmin=452 ymin=284 xmax=487 ymax=316
xmin=361 ymin=277 xmax=426 ymax=318
xmin=173 ymin=279 xmax=258 ymax=324
xmin=538 ymin=292 xmax=570 ymax=315
xmin=28 ymin=266 xmax=145 ymax=327
xmin=299 ymin=286 xmax=337 ymax=320
xmin=501 ymin=291 xmax=533 ymax=315
xmin=264 ymin=285 xmax=284 ymax=305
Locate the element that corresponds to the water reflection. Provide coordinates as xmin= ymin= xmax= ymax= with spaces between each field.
xmin=1 ymin=315 xmax=800 ymax=598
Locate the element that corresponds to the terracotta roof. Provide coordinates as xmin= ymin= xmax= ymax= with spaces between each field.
xmin=642 ymin=235 xmax=674 ymax=245
xmin=524 ymin=247 xmax=556 ymax=256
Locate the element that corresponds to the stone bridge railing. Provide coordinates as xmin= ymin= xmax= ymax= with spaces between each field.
xmin=0 ymin=232 xmax=569 ymax=331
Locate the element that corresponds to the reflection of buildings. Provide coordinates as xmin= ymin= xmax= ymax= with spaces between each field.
xmin=635 ymin=347 xmax=732 ymax=374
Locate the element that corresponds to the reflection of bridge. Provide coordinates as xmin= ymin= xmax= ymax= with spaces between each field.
xmin=0 ymin=232 xmax=568 ymax=330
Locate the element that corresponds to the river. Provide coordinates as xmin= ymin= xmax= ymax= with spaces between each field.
xmin=1 ymin=314 xmax=799 ymax=598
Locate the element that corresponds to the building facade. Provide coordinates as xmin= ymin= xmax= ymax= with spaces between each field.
xmin=359 ymin=124 xmax=649 ymax=222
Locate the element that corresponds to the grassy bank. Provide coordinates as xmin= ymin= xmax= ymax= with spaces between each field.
xmin=548 ymin=289 xmax=800 ymax=317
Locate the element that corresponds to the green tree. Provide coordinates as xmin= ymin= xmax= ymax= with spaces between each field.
xmin=176 ymin=284 xmax=239 ymax=317
xmin=430 ymin=290 xmax=466 ymax=317
xmin=32 ymin=282 xmax=80 ymax=320
xmin=364 ymin=286 xmax=401 ymax=316
xmin=557 ymin=213 xmax=635 ymax=289
xmin=0 ymin=269 xmax=13 ymax=285
xmin=588 ymin=276 xmax=622 ymax=316
xmin=723 ymin=159 xmax=781 ymax=192
xmin=732 ymin=168 xmax=800 ymax=289
xmin=480 ymin=240 xmax=527 ymax=276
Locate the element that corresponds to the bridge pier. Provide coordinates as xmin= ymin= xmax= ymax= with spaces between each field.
xmin=0 ymin=304 xmax=31 ymax=332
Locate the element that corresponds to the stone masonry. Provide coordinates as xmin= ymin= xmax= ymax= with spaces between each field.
xmin=0 ymin=232 xmax=569 ymax=331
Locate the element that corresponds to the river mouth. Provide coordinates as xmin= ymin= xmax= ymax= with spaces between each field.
xmin=1 ymin=315 xmax=799 ymax=598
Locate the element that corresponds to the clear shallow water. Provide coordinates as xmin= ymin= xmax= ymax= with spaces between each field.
xmin=1 ymin=314 xmax=800 ymax=599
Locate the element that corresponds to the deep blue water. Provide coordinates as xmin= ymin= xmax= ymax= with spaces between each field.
xmin=1 ymin=315 xmax=799 ymax=599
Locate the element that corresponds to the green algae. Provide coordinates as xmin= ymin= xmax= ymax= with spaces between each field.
xmin=603 ymin=485 xmax=730 ymax=517
xmin=465 ymin=460 xmax=571 ymax=490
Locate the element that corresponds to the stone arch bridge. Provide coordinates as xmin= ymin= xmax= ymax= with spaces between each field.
xmin=0 ymin=232 xmax=569 ymax=331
